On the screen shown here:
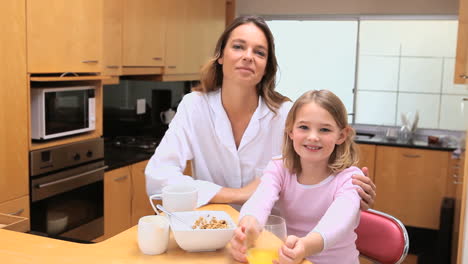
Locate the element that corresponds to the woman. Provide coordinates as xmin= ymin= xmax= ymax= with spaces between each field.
xmin=145 ymin=16 xmax=376 ymax=209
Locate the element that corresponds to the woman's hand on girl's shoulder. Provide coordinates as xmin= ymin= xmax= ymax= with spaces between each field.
xmin=352 ymin=167 xmax=377 ymax=210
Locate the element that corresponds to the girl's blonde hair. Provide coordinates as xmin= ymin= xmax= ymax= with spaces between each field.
xmin=282 ymin=90 xmax=359 ymax=175
xmin=193 ymin=15 xmax=289 ymax=114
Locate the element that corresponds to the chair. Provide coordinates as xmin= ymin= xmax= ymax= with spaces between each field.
xmin=355 ymin=209 xmax=409 ymax=264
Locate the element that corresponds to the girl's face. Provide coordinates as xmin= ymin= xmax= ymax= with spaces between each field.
xmin=289 ymin=102 xmax=347 ymax=167
xmin=218 ymin=23 xmax=268 ymax=89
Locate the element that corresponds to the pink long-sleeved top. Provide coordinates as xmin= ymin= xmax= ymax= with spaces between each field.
xmin=240 ymin=158 xmax=362 ymax=264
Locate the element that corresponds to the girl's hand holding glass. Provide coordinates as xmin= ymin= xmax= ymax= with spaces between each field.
xmin=274 ymin=235 xmax=306 ymax=264
xmin=230 ymin=216 xmax=261 ymax=262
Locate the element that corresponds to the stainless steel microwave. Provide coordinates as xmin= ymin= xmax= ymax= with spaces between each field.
xmin=31 ymin=86 xmax=96 ymax=140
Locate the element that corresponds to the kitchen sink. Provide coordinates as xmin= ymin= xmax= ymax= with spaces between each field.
xmin=354 ymin=132 xmax=375 ymax=141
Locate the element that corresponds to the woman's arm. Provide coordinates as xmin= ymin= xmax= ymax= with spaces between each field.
xmin=209 ymin=178 xmax=261 ymax=204
xmin=145 ymin=95 xmax=223 ymax=206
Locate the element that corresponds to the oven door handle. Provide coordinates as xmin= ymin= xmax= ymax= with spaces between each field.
xmin=37 ymin=166 xmax=108 ymax=189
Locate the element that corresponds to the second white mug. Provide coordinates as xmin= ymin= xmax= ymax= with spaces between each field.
xmin=149 ymin=184 xmax=198 ymax=213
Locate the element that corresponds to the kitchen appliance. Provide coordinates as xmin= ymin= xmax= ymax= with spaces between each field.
xmin=106 ymin=136 xmax=161 ymax=154
xmin=31 ymin=86 xmax=96 ymax=140
xmin=29 ymin=138 xmax=106 ymax=242
xmin=151 ymin=89 xmax=172 ymax=137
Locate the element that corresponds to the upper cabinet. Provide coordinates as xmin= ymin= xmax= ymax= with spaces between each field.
xmin=27 ymin=0 xmax=102 ymax=73
xmin=455 ymin=0 xmax=468 ymax=83
xmin=122 ymin=0 xmax=168 ymax=68
xmin=1 ymin=1 xmax=29 ymax=203
xmin=163 ymin=0 xmax=226 ymax=80
xmin=102 ymin=0 xmax=123 ymax=76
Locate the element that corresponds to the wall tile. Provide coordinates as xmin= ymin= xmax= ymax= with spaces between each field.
xmin=440 ymin=95 xmax=468 ymax=131
xmin=399 ymin=57 xmax=443 ymax=93
xmin=397 ymin=93 xmax=440 ymax=129
xmin=355 ymin=91 xmax=397 ymax=125
xmin=357 ymin=56 xmax=399 ymax=91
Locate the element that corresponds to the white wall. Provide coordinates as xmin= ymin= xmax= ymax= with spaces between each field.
xmin=237 ymin=0 xmax=458 ymax=16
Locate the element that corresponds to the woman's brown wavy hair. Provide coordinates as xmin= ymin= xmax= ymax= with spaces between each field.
xmin=282 ymin=90 xmax=359 ymax=175
xmin=194 ymin=15 xmax=289 ymax=113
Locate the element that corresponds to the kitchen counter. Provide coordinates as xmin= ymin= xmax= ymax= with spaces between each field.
xmin=0 ymin=204 xmax=311 ymax=264
xmin=354 ymin=136 xmax=457 ymax=151
xmin=104 ymin=145 xmax=154 ymax=171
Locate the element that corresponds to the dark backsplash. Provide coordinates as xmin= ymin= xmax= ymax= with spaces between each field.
xmin=103 ymin=80 xmax=189 ymax=138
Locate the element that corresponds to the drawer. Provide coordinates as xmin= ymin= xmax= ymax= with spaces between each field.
xmin=0 ymin=196 xmax=30 ymax=231
xmin=0 ymin=213 xmax=28 ymax=232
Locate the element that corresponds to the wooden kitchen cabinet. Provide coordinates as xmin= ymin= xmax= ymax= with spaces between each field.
xmin=356 ymin=144 xmax=376 ymax=183
xmin=0 ymin=1 xmax=29 ymax=204
xmin=163 ymin=0 xmax=225 ymax=80
xmin=374 ymin=146 xmax=449 ymax=230
xmin=104 ymin=166 xmax=132 ymax=239
xmin=455 ymin=0 xmax=468 ymax=84
xmin=130 ymin=160 xmax=154 ymax=226
xmin=101 ymin=0 xmax=123 ymax=76
xmin=122 ymin=0 xmax=168 ymax=69
xmin=27 ymin=0 xmax=102 ymax=73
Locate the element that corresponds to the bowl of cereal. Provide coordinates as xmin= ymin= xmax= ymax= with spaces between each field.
xmin=168 ymin=210 xmax=236 ymax=252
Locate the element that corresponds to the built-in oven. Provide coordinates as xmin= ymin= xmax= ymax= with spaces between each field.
xmin=30 ymin=85 xmax=96 ymax=140
xmin=29 ymin=138 xmax=106 ymax=242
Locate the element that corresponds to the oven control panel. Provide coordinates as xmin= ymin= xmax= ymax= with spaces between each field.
xmin=30 ymin=138 xmax=104 ymax=177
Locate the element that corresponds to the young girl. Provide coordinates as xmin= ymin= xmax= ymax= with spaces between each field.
xmin=230 ymin=90 xmax=362 ymax=264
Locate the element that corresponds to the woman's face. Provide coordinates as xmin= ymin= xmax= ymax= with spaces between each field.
xmin=218 ymin=23 xmax=268 ymax=89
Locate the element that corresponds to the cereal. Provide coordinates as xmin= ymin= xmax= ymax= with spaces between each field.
xmin=192 ymin=215 xmax=229 ymax=229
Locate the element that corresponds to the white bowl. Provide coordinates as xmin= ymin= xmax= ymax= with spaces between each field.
xmin=169 ymin=210 xmax=236 ymax=252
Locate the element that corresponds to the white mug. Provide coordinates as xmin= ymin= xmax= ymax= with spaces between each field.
xmin=160 ymin=109 xmax=176 ymax=125
xmin=137 ymin=215 xmax=170 ymax=255
xmin=149 ymin=184 xmax=198 ymax=213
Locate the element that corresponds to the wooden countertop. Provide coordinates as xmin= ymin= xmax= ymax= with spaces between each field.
xmin=0 ymin=204 xmax=311 ymax=264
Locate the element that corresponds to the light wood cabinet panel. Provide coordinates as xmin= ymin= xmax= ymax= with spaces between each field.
xmin=104 ymin=166 xmax=132 ymax=238
xmin=0 ymin=1 xmax=29 ymax=203
xmin=164 ymin=0 xmax=225 ymax=78
xmin=101 ymin=0 xmax=122 ymax=76
xmin=0 ymin=196 xmax=30 ymax=232
xmin=122 ymin=0 xmax=168 ymax=67
xmin=27 ymin=0 xmax=102 ymax=73
xmin=374 ymin=146 xmax=449 ymax=229
xmin=455 ymin=0 xmax=468 ymax=83
xmin=357 ymin=144 xmax=376 ymax=183
xmin=130 ymin=160 xmax=154 ymax=226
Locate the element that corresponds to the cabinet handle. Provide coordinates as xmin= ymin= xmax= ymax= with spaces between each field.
xmin=168 ymin=66 xmax=176 ymax=69
xmin=460 ymin=75 xmax=468 ymax=79
xmin=81 ymin=60 xmax=99 ymax=63
xmin=453 ymin=174 xmax=459 ymax=178
xmin=454 ymin=180 xmax=463 ymax=184
xmin=114 ymin=175 xmax=128 ymax=182
xmin=7 ymin=208 xmax=24 ymax=216
xmin=152 ymin=57 xmax=162 ymax=61
xmin=106 ymin=65 xmax=119 ymax=69
xmin=403 ymin=154 xmax=421 ymax=158
xmin=59 ymin=72 xmax=79 ymax=77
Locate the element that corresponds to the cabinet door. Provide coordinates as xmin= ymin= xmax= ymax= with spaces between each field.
xmin=122 ymin=0 xmax=167 ymax=67
xmin=374 ymin=146 xmax=449 ymax=229
xmin=104 ymin=166 xmax=132 ymax=238
xmin=27 ymin=0 xmax=102 ymax=73
xmin=101 ymin=0 xmax=122 ymax=75
xmin=356 ymin=144 xmax=376 ymax=183
xmin=164 ymin=0 xmax=225 ymax=75
xmin=0 ymin=1 xmax=28 ymax=203
xmin=130 ymin=160 xmax=154 ymax=226
xmin=455 ymin=0 xmax=468 ymax=84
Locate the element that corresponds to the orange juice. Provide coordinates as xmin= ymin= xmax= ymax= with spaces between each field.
xmin=246 ymin=248 xmax=279 ymax=264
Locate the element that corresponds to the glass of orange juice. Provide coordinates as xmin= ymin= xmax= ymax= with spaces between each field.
xmin=246 ymin=215 xmax=286 ymax=264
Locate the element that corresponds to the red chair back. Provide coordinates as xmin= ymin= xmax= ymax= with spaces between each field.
xmin=355 ymin=209 xmax=409 ymax=264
